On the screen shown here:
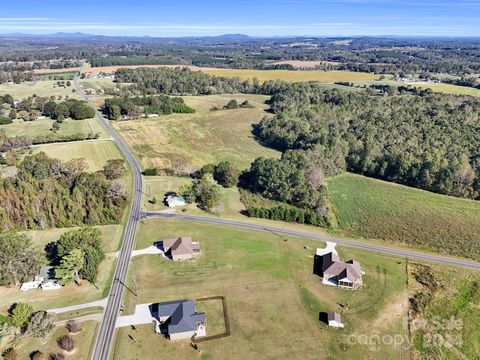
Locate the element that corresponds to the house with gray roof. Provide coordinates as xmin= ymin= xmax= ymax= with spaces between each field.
xmin=162 ymin=237 xmax=200 ymax=261
xmin=314 ymin=243 xmax=363 ymax=289
xmin=152 ymin=300 xmax=206 ymax=340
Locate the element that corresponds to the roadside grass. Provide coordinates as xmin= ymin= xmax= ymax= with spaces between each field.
xmin=111 ymin=94 xmax=279 ymax=172
xmin=409 ymin=264 xmax=480 ymax=359
xmin=0 ymin=80 xmax=79 ymax=100
xmin=328 ymin=172 xmax=480 ymax=260
xmin=54 ymin=306 xmax=104 ymax=322
xmin=1 ymin=320 xmax=98 ymax=360
xmin=112 ymin=218 xmax=408 ymax=359
xmin=31 ymin=139 xmax=124 ymax=172
xmin=0 ymin=117 xmax=107 ymax=138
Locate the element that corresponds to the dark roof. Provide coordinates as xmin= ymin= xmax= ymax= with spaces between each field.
xmin=158 ymin=300 xmax=205 ymax=334
xmin=328 ymin=312 xmax=341 ymax=322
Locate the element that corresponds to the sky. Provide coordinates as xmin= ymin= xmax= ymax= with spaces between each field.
xmin=0 ymin=0 xmax=479 ymax=37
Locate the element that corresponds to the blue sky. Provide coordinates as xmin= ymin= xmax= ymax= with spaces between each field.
xmin=1 ymin=0 xmax=479 ymax=37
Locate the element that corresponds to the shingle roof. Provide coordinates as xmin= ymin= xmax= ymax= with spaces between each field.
xmin=163 ymin=237 xmax=197 ymax=257
xmin=158 ymin=300 xmax=205 ymax=334
xmin=322 ymin=254 xmax=362 ymax=282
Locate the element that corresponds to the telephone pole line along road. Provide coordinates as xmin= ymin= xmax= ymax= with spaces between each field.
xmin=74 ymin=77 xmax=144 ymax=360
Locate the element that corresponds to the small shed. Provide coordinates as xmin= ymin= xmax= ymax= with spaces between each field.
xmin=327 ymin=312 xmax=344 ymax=328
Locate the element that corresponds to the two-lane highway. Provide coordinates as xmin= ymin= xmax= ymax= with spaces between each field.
xmin=146 ymin=212 xmax=480 ymax=271
xmin=74 ymin=77 xmax=144 ymax=360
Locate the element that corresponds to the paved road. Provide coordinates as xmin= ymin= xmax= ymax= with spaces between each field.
xmin=146 ymin=212 xmax=480 ymax=270
xmin=74 ymin=77 xmax=144 ymax=360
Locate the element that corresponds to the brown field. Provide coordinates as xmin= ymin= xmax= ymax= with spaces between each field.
xmin=33 ymin=67 xmax=82 ymax=74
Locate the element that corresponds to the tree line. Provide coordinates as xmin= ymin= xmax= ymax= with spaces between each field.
xmin=103 ymin=95 xmax=194 ymax=120
xmin=256 ymin=82 xmax=480 ymax=199
xmin=0 ymin=153 xmax=128 ymax=230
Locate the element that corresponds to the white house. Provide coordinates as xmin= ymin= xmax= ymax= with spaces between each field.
xmin=20 ymin=266 xmax=61 ymax=292
xmin=166 ymin=195 xmax=186 ymax=208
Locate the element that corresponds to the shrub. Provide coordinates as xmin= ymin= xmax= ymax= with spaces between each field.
xmin=49 ymin=353 xmax=65 ymax=360
xmin=66 ymin=319 xmax=81 ymax=334
xmin=30 ymin=351 xmax=44 ymax=360
xmin=57 ymin=334 xmax=75 ymax=351
xmin=143 ymin=167 xmax=158 ymax=176
xmin=0 ymin=117 xmax=13 ymax=125
xmin=2 ymin=348 xmax=17 ymax=360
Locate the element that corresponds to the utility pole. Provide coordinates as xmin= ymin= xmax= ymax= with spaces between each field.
xmin=132 ymin=275 xmax=138 ymax=297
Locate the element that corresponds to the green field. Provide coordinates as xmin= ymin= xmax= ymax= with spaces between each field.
xmin=200 ymin=68 xmax=380 ymax=83
xmin=112 ymin=94 xmax=279 ymax=172
xmin=328 ymin=173 xmax=480 ymax=260
xmin=112 ymin=218 xmax=408 ymax=360
xmin=0 ymin=80 xmax=79 ymax=100
xmin=0 ymin=320 xmax=98 ymax=360
xmin=32 ymin=139 xmax=124 ymax=172
xmin=0 ymin=117 xmax=107 ymax=138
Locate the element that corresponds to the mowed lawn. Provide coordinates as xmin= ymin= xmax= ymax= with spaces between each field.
xmin=4 ymin=320 xmax=98 ymax=360
xmin=328 ymin=173 xmax=480 ymax=260
xmin=0 ymin=80 xmax=79 ymax=100
xmin=0 ymin=117 xmax=107 ymax=138
xmin=112 ymin=94 xmax=279 ymax=172
xmin=112 ymin=219 xmax=408 ymax=360
xmin=32 ymin=139 xmax=124 ymax=172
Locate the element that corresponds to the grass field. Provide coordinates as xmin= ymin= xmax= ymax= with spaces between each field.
xmin=86 ymin=64 xmax=379 ymax=83
xmin=0 ymin=80 xmax=79 ymax=100
xmin=0 ymin=117 xmax=107 ymax=138
xmin=0 ymin=320 xmax=98 ymax=360
xmin=200 ymin=68 xmax=380 ymax=83
xmin=112 ymin=94 xmax=279 ymax=172
xmin=31 ymin=139 xmax=124 ymax=172
xmin=352 ymin=79 xmax=480 ymax=97
xmin=112 ymin=218 xmax=408 ymax=360
xmin=142 ymin=176 xmax=245 ymax=217
xmin=22 ymin=224 xmax=124 ymax=254
xmin=408 ymin=263 xmax=480 ymax=359
xmin=328 ymin=173 xmax=480 ymax=260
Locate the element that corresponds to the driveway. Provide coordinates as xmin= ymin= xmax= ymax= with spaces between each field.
xmin=116 ymin=303 xmax=155 ymax=328
xmin=48 ymin=298 xmax=108 ymax=314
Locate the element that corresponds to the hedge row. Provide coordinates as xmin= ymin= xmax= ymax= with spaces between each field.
xmin=246 ymin=206 xmax=327 ymax=227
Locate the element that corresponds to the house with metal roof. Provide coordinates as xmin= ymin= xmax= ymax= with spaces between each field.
xmin=152 ymin=300 xmax=206 ymax=340
xmin=162 ymin=237 xmax=200 ymax=261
